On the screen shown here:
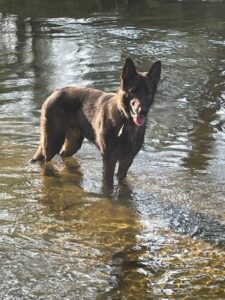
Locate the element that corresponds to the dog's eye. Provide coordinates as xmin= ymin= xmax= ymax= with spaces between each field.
xmin=128 ymin=87 xmax=136 ymax=95
xmin=124 ymin=93 xmax=131 ymax=102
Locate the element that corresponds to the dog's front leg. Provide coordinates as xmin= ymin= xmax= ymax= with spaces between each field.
xmin=102 ymin=153 xmax=117 ymax=187
xmin=117 ymin=156 xmax=134 ymax=182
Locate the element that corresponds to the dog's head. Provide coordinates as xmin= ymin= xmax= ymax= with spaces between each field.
xmin=120 ymin=58 xmax=161 ymax=127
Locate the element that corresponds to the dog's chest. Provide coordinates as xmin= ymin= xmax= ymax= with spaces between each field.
xmin=118 ymin=123 xmax=145 ymax=153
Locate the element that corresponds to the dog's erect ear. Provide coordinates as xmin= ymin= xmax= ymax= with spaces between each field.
xmin=148 ymin=61 xmax=161 ymax=83
xmin=121 ymin=58 xmax=137 ymax=85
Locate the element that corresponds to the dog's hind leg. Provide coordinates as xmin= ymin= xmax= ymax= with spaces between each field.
xmin=60 ymin=128 xmax=84 ymax=158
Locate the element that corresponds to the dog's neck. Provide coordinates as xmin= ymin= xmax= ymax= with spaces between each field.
xmin=116 ymin=87 xmax=130 ymax=119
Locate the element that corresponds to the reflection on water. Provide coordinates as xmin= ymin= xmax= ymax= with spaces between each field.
xmin=1 ymin=0 xmax=225 ymax=298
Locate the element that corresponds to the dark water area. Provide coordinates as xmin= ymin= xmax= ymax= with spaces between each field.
xmin=0 ymin=0 xmax=225 ymax=298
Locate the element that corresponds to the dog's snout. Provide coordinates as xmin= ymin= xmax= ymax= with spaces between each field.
xmin=131 ymin=99 xmax=141 ymax=110
xmin=131 ymin=99 xmax=145 ymax=115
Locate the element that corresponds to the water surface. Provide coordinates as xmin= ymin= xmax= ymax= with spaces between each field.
xmin=0 ymin=0 xmax=225 ymax=298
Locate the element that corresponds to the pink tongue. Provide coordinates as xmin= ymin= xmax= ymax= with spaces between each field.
xmin=133 ymin=115 xmax=145 ymax=127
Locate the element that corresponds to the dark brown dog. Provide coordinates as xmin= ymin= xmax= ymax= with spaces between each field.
xmin=31 ymin=58 xmax=161 ymax=185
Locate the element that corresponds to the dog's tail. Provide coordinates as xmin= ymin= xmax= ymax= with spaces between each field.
xmin=31 ymin=89 xmax=73 ymax=163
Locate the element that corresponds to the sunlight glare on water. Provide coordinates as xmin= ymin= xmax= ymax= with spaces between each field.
xmin=0 ymin=0 xmax=225 ymax=298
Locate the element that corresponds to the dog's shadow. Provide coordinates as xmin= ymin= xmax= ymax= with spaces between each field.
xmin=39 ymin=159 xmax=225 ymax=249
xmin=38 ymin=158 xmax=129 ymax=213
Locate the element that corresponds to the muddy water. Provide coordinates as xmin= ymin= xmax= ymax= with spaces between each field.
xmin=1 ymin=0 xmax=225 ymax=298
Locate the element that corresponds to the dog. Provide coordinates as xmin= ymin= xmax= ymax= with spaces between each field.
xmin=31 ymin=58 xmax=161 ymax=185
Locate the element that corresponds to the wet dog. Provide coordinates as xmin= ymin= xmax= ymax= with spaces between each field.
xmin=31 ymin=58 xmax=161 ymax=185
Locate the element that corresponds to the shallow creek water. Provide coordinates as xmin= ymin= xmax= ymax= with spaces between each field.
xmin=0 ymin=0 xmax=225 ymax=299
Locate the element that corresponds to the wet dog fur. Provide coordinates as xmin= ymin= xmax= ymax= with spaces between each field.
xmin=31 ymin=58 xmax=161 ymax=186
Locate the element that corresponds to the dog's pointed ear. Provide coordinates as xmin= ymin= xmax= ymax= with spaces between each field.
xmin=121 ymin=58 xmax=137 ymax=85
xmin=148 ymin=60 xmax=161 ymax=83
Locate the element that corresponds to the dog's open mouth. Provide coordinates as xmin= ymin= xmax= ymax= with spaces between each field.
xmin=131 ymin=111 xmax=146 ymax=127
